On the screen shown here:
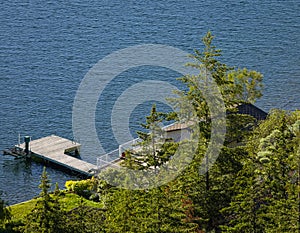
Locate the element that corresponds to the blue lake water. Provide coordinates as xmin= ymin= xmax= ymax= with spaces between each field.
xmin=0 ymin=0 xmax=299 ymax=204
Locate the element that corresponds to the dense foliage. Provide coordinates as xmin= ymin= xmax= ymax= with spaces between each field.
xmin=222 ymin=110 xmax=300 ymax=232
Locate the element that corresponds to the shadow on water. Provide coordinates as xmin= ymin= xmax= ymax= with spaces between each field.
xmin=0 ymin=154 xmax=81 ymax=205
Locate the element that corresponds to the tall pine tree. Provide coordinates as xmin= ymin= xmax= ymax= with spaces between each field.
xmin=20 ymin=167 xmax=65 ymax=233
xmin=170 ymin=31 xmax=264 ymax=232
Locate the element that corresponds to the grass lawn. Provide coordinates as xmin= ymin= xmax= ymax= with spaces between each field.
xmin=9 ymin=192 xmax=103 ymax=221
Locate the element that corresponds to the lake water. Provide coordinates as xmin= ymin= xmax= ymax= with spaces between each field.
xmin=1 ymin=0 xmax=299 ymax=204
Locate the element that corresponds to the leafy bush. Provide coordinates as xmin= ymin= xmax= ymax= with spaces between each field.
xmin=65 ymin=177 xmax=98 ymax=199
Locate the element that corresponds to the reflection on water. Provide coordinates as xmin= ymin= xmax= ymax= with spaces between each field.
xmin=0 ymin=155 xmax=80 ymax=205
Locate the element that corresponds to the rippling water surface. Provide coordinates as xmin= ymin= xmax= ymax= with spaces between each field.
xmin=0 ymin=0 xmax=299 ymax=204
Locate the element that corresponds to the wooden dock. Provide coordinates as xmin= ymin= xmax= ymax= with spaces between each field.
xmin=13 ymin=135 xmax=97 ymax=177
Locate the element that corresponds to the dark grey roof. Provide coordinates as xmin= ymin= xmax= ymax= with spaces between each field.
xmin=163 ymin=104 xmax=268 ymax=133
xmin=236 ymin=103 xmax=268 ymax=120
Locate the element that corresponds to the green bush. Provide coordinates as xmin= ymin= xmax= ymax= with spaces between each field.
xmin=65 ymin=178 xmax=98 ymax=198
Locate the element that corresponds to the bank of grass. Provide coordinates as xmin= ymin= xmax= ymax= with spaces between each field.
xmin=10 ymin=192 xmax=102 ymax=221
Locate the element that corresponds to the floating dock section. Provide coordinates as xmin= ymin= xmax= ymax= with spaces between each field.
xmin=6 ymin=135 xmax=98 ymax=177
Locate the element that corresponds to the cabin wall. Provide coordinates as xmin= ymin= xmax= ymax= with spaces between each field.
xmin=165 ymin=128 xmax=191 ymax=142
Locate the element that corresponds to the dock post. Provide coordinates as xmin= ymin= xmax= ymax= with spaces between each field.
xmin=24 ymin=136 xmax=30 ymax=155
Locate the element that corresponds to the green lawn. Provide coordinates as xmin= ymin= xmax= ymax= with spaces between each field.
xmin=9 ymin=192 xmax=103 ymax=221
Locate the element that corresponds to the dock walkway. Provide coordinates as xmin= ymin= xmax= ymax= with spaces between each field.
xmin=16 ymin=135 xmax=97 ymax=176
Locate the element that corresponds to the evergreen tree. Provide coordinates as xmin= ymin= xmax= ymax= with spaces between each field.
xmin=104 ymin=187 xmax=141 ymax=232
xmin=222 ymin=110 xmax=300 ymax=232
xmin=53 ymin=182 xmax=60 ymax=196
xmin=0 ymin=194 xmax=11 ymax=231
xmin=169 ymin=31 xmax=264 ymax=232
xmin=103 ymin=181 xmax=198 ymax=233
xmin=144 ymin=185 xmax=198 ymax=233
xmin=20 ymin=167 xmax=66 ymax=233
xmin=122 ymin=103 xmax=175 ymax=172
xmin=65 ymin=198 xmax=105 ymax=233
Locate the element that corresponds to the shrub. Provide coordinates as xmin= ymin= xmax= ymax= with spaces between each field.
xmin=65 ymin=178 xmax=98 ymax=198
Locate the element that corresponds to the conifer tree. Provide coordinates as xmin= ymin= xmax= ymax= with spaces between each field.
xmin=65 ymin=198 xmax=105 ymax=233
xmin=170 ymin=31 xmax=264 ymax=232
xmin=103 ymin=181 xmax=199 ymax=233
xmin=122 ymin=103 xmax=175 ymax=172
xmin=20 ymin=167 xmax=65 ymax=233
xmin=222 ymin=110 xmax=300 ymax=232
xmin=0 ymin=194 xmax=11 ymax=231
